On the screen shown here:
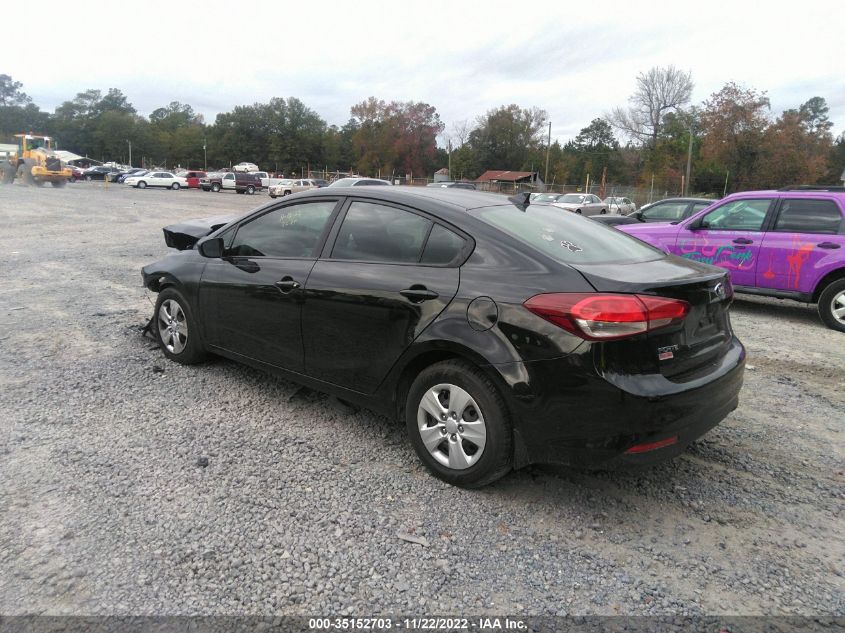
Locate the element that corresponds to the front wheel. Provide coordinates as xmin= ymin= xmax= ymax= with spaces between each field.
xmin=406 ymin=360 xmax=512 ymax=488
xmin=154 ymin=288 xmax=208 ymax=364
xmin=171 ymin=182 xmax=180 ymax=190
xmin=575 ymin=209 xmax=582 ymax=214
xmin=211 ymin=183 xmax=221 ymax=192
xmin=246 ymin=185 xmax=255 ymax=194
xmin=600 ymin=208 xmax=607 ymax=214
xmin=137 ymin=181 xmax=147 ymax=189
xmin=818 ymin=278 xmax=845 ymax=332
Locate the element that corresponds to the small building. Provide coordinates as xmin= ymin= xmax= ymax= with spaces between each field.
xmin=474 ymin=170 xmax=544 ymax=192
xmin=433 ymin=167 xmax=450 ymax=183
xmin=0 ymin=143 xmax=17 ymax=160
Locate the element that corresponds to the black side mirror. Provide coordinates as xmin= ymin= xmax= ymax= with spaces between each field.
xmin=199 ymin=237 xmax=224 ymax=258
xmin=635 ymin=211 xmax=645 ymax=221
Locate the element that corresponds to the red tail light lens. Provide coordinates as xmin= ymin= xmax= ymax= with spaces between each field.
xmin=523 ymin=293 xmax=689 ymax=341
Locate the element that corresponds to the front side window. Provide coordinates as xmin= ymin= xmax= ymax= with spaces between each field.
xmin=228 ymin=200 xmax=337 ymax=258
xmin=224 ymin=173 xmax=234 ymax=180
xmin=331 ymin=201 xmax=432 ymax=263
xmin=774 ymin=199 xmax=842 ymax=234
xmin=700 ymin=199 xmax=772 ymax=231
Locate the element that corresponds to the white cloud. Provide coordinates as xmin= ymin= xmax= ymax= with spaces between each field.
xmin=7 ymin=0 xmax=844 ymax=140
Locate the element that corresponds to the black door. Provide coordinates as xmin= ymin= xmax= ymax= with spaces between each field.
xmin=301 ymin=199 xmax=463 ymax=393
xmin=199 ymin=199 xmax=340 ymax=372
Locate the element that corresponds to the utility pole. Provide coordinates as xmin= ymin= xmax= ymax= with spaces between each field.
xmin=684 ymin=124 xmax=693 ymax=196
xmin=127 ymin=140 xmax=132 ymax=167
xmin=203 ymin=138 xmax=207 ymax=172
xmin=544 ymin=121 xmax=551 ymax=190
xmin=447 ymin=140 xmax=452 ymax=180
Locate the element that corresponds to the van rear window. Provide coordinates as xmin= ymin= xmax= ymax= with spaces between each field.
xmin=474 ymin=204 xmax=663 ymax=265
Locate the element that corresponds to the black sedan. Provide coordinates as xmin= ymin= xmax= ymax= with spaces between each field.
xmin=83 ymin=166 xmax=122 ymax=181
xmin=142 ymin=188 xmax=745 ymax=487
xmin=592 ymin=197 xmax=714 ymax=226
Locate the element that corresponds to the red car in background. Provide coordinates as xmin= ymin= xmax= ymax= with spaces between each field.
xmin=183 ymin=171 xmax=207 ymax=189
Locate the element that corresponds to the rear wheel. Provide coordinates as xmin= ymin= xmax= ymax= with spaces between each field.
xmin=818 ymin=278 xmax=845 ymax=332
xmin=137 ymin=181 xmax=147 ymax=189
xmin=154 ymin=288 xmax=207 ymax=364
xmin=1 ymin=162 xmax=15 ymax=184
xmin=575 ymin=209 xmax=582 ymax=214
xmin=600 ymin=208 xmax=607 ymax=214
xmin=171 ymin=182 xmax=180 ymax=190
xmin=406 ymin=360 xmax=512 ymax=488
xmin=246 ymin=185 xmax=255 ymax=194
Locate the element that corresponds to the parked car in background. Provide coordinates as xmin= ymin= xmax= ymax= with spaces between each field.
xmin=200 ymin=171 xmax=262 ymax=194
xmin=142 ymin=186 xmax=744 ymax=487
xmin=182 ymin=171 xmax=207 ymax=189
xmin=111 ymin=168 xmax=147 ymax=183
xmin=327 ymin=177 xmax=392 ymax=188
xmin=83 ymin=166 xmax=122 ymax=181
xmin=604 ymin=196 xmax=637 ymax=214
xmin=618 ymin=187 xmax=845 ymax=331
xmin=124 ymin=171 xmax=188 ymax=190
xmin=233 ymin=162 xmax=259 ymax=173
xmin=311 ymin=178 xmax=329 ymax=187
xmin=426 ymin=181 xmax=477 ymax=190
xmin=67 ymin=165 xmax=86 ymax=182
xmin=594 ymin=197 xmax=714 ymax=227
xmin=531 ymin=193 xmax=568 ymax=204
xmin=551 ymin=193 xmax=607 ymax=216
xmin=268 ymin=178 xmax=322 ymax=198
xmin=252 ymin=171 xmax=290 ymax=188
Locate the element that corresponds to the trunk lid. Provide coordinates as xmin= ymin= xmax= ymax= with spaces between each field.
xmin=570 ymin=256 xmax=734 ymax=382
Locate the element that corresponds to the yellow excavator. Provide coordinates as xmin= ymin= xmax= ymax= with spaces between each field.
xmin=1 ymin=134 xmax=72 ymax=187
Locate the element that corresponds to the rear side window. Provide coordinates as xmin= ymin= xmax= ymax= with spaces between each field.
xmin=476 ymin=204 xmax=662 ymax=265
xmin=421 ymin=224 xmax=466 ymax=265
xmin=774 ymin=199 xmax=842 ymax=234
xmin=332 ymin=201 xmax=432 ymax=263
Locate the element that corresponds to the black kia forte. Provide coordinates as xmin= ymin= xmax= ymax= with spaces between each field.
xmin=142 ymin=187 xmax=745 ymax=487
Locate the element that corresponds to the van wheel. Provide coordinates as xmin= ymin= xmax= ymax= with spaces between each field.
xmin=406 ymin=360 xmax=512 ymax=488
xmin=818 ymin=278 xmax=845 ymax=332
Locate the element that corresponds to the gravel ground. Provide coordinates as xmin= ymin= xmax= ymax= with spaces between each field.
xmin=1 ymin=182 xmax=843 ymax=617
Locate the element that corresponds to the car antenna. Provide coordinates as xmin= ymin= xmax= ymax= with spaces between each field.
xmin=508 ymin=192 xmax=531 ymax=210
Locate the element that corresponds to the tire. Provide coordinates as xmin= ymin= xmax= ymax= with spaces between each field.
xmin=171 ymin=182 xmax=180 ymax=190
xmin=269 ymin=193 xmax=277 ymax=199
xmin=575 ymin=209 xmax=582 ymax=214
xmin=18 ymin=164 xmax=34 ymax=186
xmin=246 ymin=185 xmax=255 ymax=195
xmin=85 ymin=175 xmax=92 ymax=181
xmin=137 ymin=181 xmax=147 ymax=189
xmin=211 ymin=183 xmax=221 ymax=192
xmin=600 ymin=208 xmax=607 ymax=214
xmin=405 ymin=360 xmax=512 ymax=488
xmin=818 ymin=278 xmax=845 ymax=332
xmin=51 ymin=180 xmax=66 ymax=188
xmin=283 ymin=190 xmax=291 ymax=196
xmin=1 ymin=162 xmax=15 ymax=184
xmin=153 ymin=287 xmax=208 ymax=364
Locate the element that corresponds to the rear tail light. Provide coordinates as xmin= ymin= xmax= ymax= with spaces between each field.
xmin=523 ymin=293 xmax=689 ymax=341
xmin=625 ymin=435 xmax=679 ymax=454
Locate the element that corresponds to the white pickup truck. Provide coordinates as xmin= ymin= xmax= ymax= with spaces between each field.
xmin=250 ymin=171 xmax=287 ymax=188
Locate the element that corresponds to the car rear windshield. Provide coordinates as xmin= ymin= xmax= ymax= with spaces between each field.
xmin=475 ymin=204 xmax=663 ymax=265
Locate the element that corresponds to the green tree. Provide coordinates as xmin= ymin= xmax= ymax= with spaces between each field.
xmin=0 ymin=74 xmax=31 ymax=107
xmin=468 ymin=104 xmax=547 ymax=171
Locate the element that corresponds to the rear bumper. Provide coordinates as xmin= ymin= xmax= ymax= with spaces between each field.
xmin=505 ymin=337 xmax=745 ymax=468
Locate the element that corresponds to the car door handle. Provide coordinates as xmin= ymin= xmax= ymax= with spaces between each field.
xmin=274 ymin=276 xmax=301 ymax=293
xmin=400 ymin=286 xmax=439 ymax=303
xmin=818 ymin=242 xmax=841 ymax=249
xmin=732 ymin=238 xmax=753 ymax=245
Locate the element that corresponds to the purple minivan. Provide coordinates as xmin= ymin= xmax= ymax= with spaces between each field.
xmin=617 ymin=187 xmax=845 ymax=331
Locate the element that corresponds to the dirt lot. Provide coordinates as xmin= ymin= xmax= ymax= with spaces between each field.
xmin=0 ymin=182 xmax=843 ymax=617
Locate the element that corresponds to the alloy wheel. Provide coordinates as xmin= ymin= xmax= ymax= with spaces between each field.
xmin=417 ymin=383 xmax=487 ymax=470
xmin=158 ymin=299 xmax=188 ymax=354
xmin=831 ymin=290 xmax=845 ymax=326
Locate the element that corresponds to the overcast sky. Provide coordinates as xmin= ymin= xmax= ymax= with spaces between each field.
xmin=7 ymin=1 xmax=845 ymax=144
